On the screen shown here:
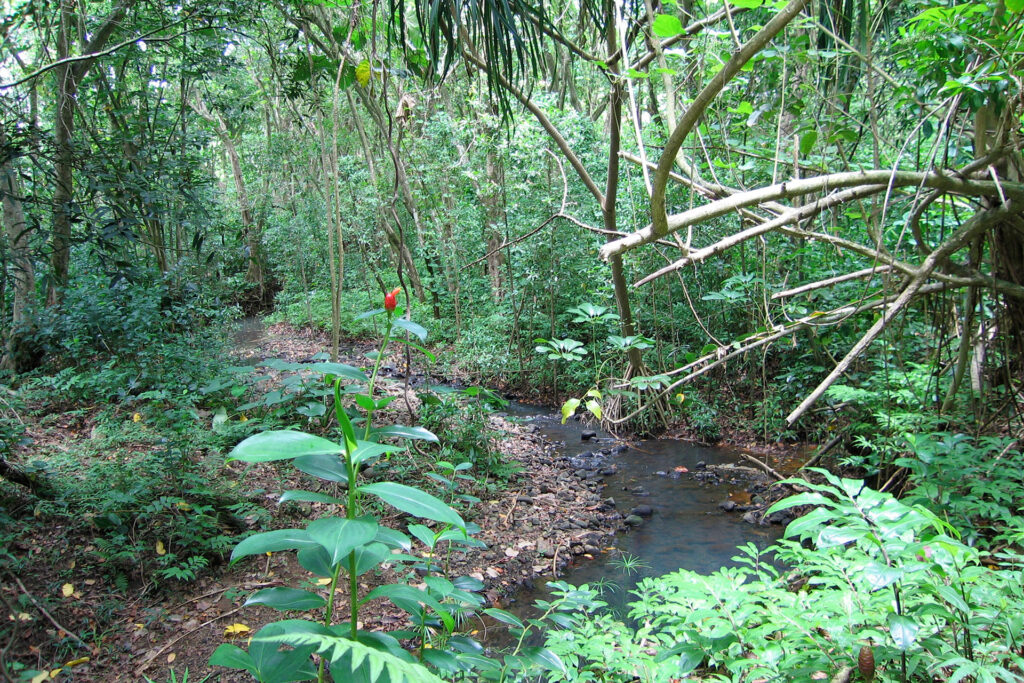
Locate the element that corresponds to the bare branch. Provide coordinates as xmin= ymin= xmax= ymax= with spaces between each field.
xmin=771 ymin=266 xmax=894 ymax=300
xmin=605 ymin=168 xmax=1024 ymax=260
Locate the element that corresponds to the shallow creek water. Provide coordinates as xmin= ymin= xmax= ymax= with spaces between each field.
xmin=497 ymin=402 xmax=784 ymax=619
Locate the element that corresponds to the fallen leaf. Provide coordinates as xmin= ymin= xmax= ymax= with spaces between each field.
xmin=30 ymin=673 xmax=48 ymax=683
xmin=64 ymin=657 xmax=89 ymax=668
xmin=155 ymin=540 xmax=166 ymax=556
xmin=167 ymin=653 xmax=176 ymax=664
xmin=315 ymin=578 xmax=332 ymax=586
xmin=61 ymin=584 xmax=74 ymax=597
xmin=224 ymin=623 xmax=251 ymax=637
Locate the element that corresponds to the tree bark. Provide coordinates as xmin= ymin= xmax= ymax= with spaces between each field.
xmin=47 ymin=0 xmax=132 ymax=306
xmin=1 ymin=127 xmax=35 ymax=371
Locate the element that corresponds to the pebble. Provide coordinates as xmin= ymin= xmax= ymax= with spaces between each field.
xmin=624 ymin=514 xmax=644 ymax=526
xmin=581 ymin=431 xmax=597 ymax=441
xmin=719 ymin=500 xmax=737 ymax=512
xmin=630 ymin=505 xmax=654 ymax=517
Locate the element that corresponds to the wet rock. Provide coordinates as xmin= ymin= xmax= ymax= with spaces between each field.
xmin=611 ymin=444 xmax=629 ymax=455
xmin=742 ymin=511 xmax=761 ymax=525
xmin=601 ymin=497 xmax=616 ymax=509
xmin=581 ymin=431 xmax=597 ymax=441
xmin=537 ymin=539 xmax=556 ymax=558
xmin=624 ymin=514 xmax=644 ymax=526
xmin=599 ymin=467 xmax=617 ymax=476
xmin=695 ymin=460 xmax=707 ymax=470
xmin=579 ymin=451 xmax=594 ymax=459
xmin=719 ymin=500 xmax=737 ymax=512
xmin=655 ymin=470 xmax=668 ymax=477
xmin=630 ymin=505 xmax=654 ymax=517
xmin=767 ymin=510 xmax=793 ymax=526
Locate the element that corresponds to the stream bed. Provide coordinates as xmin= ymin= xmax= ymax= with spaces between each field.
xmin=497 ymin=401 xmax=784 ymax=617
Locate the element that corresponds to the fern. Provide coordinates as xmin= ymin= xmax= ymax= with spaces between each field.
xmin=261 ymin=630 xmax=444 ymax=683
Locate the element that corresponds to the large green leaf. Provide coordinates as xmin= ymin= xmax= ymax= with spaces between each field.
xmin=294 ymin=453 xmax=349 ymax=484
xmin=888 ymin=614 xmax=919 ymax=651
xmin=520 ymin=646 xmax=566 ymax=673
xmin=393 ymin=318 xmax=428 ymax=342
xmin=249 ymin=620 xmax=321 ymax=682
xmin=297 ymin=546 xmax=334 ymax=578
xmin=351 ymin=542 xmax=390 ymax=576
xmin=308 ymin=362 xmax=368 ymax=382
xmin=279 ymin=490 xmax=345 ymax=505
xmin=358 ymin=482 xmax=465 ymax=528
xmin=364 ymin=584 xmax=454 ymax=632
xmin=245 ymin=587 xmax=327 ymax=611
xmin=350 ymin=440 xmax=404 ymax=467
xmin=209 ymin=643 xmax=257 ymax=678
xmin=306 ymin=516 xmax=378 ymax=566
xmin=370 ymin=425 xmax=440 ymax=443
xmin=230 ymin=431 xmax=342 ymax=462
xmin=231 ymin=529 xmax=319 ymax=563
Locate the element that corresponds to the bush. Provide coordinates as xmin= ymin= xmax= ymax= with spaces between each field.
xmin=541 ymin=470 xmax=1024 ymax=682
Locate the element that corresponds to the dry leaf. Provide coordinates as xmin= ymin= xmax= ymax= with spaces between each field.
xmin=315 ymin=578 xmax=332 ymax=586
xmin=155 ymin=540 xmax=166 ymax=556
xmin=224 ymin=623 xmax=251 ymax=637
xmin=64 ymin=657 xmax=89 ymax=668
xmin=166 ymin=653 xmax=176 ymax=664
xmin=61 ymin=583 xmax=74 ymax=597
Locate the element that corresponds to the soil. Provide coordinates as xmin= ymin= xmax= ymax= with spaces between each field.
xmin=2 ymin=323 xmax=626 ymax=682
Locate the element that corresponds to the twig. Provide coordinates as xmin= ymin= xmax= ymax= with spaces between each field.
xmin=551 ymin=545 xmax=560 ymax=578
xmin=801 ymin=436 xmax=843 ymax=470
xmin=163 ymin=581 xmax=279 ymax=612
xmin=133 ymin=607 xmax=242 ymax=677
xmin=501 ymin=493 xmax=521 ymax=527
xmin=9 ymin=574 xmax=88 ymax=649
xmin=738 ymin=453 xmax=786 ymax=481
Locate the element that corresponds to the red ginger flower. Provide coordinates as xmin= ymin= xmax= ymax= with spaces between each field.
xmin=384 ymin=287 xmax=401 ymax=312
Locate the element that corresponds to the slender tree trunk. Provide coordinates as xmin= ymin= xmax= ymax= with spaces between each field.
xmin=1 ymin=128 xmax=35 ymax=371
xmin=47 ymin=0 xmax=132 ymax=306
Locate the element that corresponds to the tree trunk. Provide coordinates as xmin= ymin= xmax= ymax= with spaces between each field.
xmin=1 ymin=128 xmax=35 ymax=371
xmin=47 ymin=0 xmax=132 ymax=306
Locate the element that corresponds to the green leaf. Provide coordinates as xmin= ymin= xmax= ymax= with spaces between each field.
xmin=293 ymin=452 xmax=348 ymax=484
xmin=229 ymin=431 xmax=342 ymax=462
xmin=728 ymin=0 xmax=764 ymax=7
xmin=279 ymin=490 xmax=345 ymax=505
xmin=520 ymin=646 xmax=566 ymax=673
xmin=351 ymin=542 xmax=390 ymax=576
xmin=306 ymin=516 xmax=378 ymax=566
xmin=585 ymin=399 xmax=602 ymax=420
xmin=359 ymin=482 xmax=465 ymax=528
xmin=799 ymin=130 xmax=818 ymax=155
xmin=393 ymin=318 xmax=428 ymax=342
xmin=365 ymin=584 xmax=454 ymax=632
xmin=1007 ymin=0 xmax=1023 ymax=12
xmin=371 ymin=425 xmax=440 ymax=442
xmin=308 ymin=362 xmax=368 ymax=382
xmin=561 ymin=398 xmax=581 ymax=424
xmin=349 ymin=440 xmax=404 ymax=467
xmin=888 ymin=614 xmax=919 ymax=651
xmin=483 ymin=608 xmax=523 ymax=628
xmin=231 ymin=529 xmax=319 ymax=563
xmin=248 ymin=620 xmax=319 ymax=681
xmin=297 ymin=546 xmax=333 ymax=577
xmin=245 ymin=588 xmax=327 ymax=611
xmin=209 ymin=643 xmax=257 ymax=677
xmin=652 ymin=13 xmax=684 ymax=37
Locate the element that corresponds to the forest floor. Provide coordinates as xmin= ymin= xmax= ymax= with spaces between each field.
xmin=2 ymin=322 xmax=633 ymax=682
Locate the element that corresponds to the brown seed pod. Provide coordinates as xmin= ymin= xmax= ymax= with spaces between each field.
xmin=858 ymin=645 xmax=876 ymax=682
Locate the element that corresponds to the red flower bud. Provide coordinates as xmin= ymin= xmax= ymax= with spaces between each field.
xmin=384 ymin=287 xmax=401 ymax=312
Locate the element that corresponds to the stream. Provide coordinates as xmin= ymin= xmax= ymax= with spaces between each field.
xmin=497 ymin=402 xmax=784 ymax=619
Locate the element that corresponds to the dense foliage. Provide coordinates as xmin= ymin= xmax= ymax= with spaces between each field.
xmin=1 ymin=0 xmax=1023 ymax=680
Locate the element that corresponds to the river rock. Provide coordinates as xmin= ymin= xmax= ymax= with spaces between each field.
xmin=611 ymin=444 xmax=629 ymax=455
xmin=624 ymin=514 xmax=644 ymax=526
xmin=742 ymin=510 xmax=761 ymax=525
xmin=581 ymin=430 xmax=597 ymax=441
xmin=537 ymin=539 xmax=555 ymax=558
xmin=719 ymin=500 xmax=737 ymax=512
xmin=630 ymin=505 xmax=654 ymax=517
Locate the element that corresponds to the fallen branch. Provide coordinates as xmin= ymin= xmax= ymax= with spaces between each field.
xmin=9 ymin=574 xmax=88 ymax=650
xmin=739 ymin=453 xmax=786 ymax=481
